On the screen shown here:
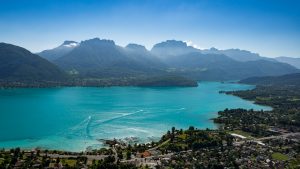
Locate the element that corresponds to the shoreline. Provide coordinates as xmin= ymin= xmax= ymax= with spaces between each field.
xmin=0 ymin=84 xmax=198 ymax=89
xmin=0 ymin=76 xmax=199 ymax=88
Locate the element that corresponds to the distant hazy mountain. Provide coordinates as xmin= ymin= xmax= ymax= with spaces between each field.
xmin=240 ymin=73 xmax=300 ymax=86
xmin=54 ymin=38 xmax=164 ymax=78
xmin=151 ymin=40 xmax=199 ymax=59
xmin=0 ymin=43 xmax=66 ymax=81
xmin=150 ymin=40 xmax=299 ymax=80
xmin=163 ymin=52 xmax=298 ymax=80
xmin=201 ymin=48 xmax=275 ymax=62
xmin=275 ymin=56 xmax=300 ymax=69
xmin=37 ymin=41 xmax=79 ymax=61
xmin=124 ymin=43 xmax=165 ymax=69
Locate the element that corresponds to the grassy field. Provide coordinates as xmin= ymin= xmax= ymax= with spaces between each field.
xmin=178 ymin=133 xmax=187 ymax=140
xmin=272 ymin=152 xmax=289 ymax=161
xmin=61 ymin=159 xmax=77 ymax=167
xmin=289 ymin=158 xmax=300 ymax=168
xmin=256 ymin=97 xmax=272 ymax=101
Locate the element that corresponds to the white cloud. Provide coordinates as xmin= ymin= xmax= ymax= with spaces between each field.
xmin=184 ymin=40 xmax=202 ymax=49
xmin=64 ymin=42 xmax=79 ymax=48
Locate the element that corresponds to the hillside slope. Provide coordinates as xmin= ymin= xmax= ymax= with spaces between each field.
xmin=0 ymin=43 xmax=66 ymax=82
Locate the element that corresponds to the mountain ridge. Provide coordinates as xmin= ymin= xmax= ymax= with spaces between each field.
xmin=37 ymin=40 xmax=79 ymax=61
xmin=0 ymin=42 xmax=67 ymax=82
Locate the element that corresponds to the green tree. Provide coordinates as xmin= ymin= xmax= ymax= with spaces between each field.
xmin=126 ymin=151 xmax=131 ymax=160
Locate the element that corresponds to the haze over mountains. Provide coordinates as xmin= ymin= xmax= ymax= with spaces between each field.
xmin=201 ymin=48 xmax=276 ymax=62
xmin=275 ymin=56 xmax=300 ymax=69
xmin=0 ymin=38 xmax=299 ymax=86
xmin=51 ymin=38 xmax=165 ymax=78
xmin=38 ymin=41 xmax=79 ymax=61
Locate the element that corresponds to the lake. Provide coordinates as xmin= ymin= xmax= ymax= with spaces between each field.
xmin=0 ymin=82 xmax=271 ymax=151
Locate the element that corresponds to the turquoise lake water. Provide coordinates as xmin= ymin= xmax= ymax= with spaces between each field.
xmin=0 ymin=82 xmax=271 ymax=152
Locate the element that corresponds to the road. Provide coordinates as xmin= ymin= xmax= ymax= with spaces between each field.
xmin=234 ymin=132 xmax=300 ymax=145
xmin=256 ymin=132 xmax=300 ymax=141
xmin=41 ymin=153 xmax=108 ymax=161
xmin=112 ymin=145 xmax=118 ymax=163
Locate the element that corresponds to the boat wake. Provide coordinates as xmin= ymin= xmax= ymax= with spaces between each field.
xmin=67 ymin=110 xmax=145 ymax=139
xmin=68 ymin=115 xmax=93 ymax=139
xmin=90 ymin=110 xmax=144 ymax=128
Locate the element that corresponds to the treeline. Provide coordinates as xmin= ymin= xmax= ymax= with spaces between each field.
xmin=0 ymin=75 xmax=198 ymax=88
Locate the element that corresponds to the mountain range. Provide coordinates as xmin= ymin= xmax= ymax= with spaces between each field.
xmin=0 ymin=38 xmax=299 ymax=87
xmin=51 ymin=38 xmax=165 ymax=78
xmin=38 ymin=39 xmax=299 ymax=80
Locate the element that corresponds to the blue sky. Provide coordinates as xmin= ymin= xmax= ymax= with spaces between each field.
xmin=0 ymin=0 xmax=299 ymax=57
